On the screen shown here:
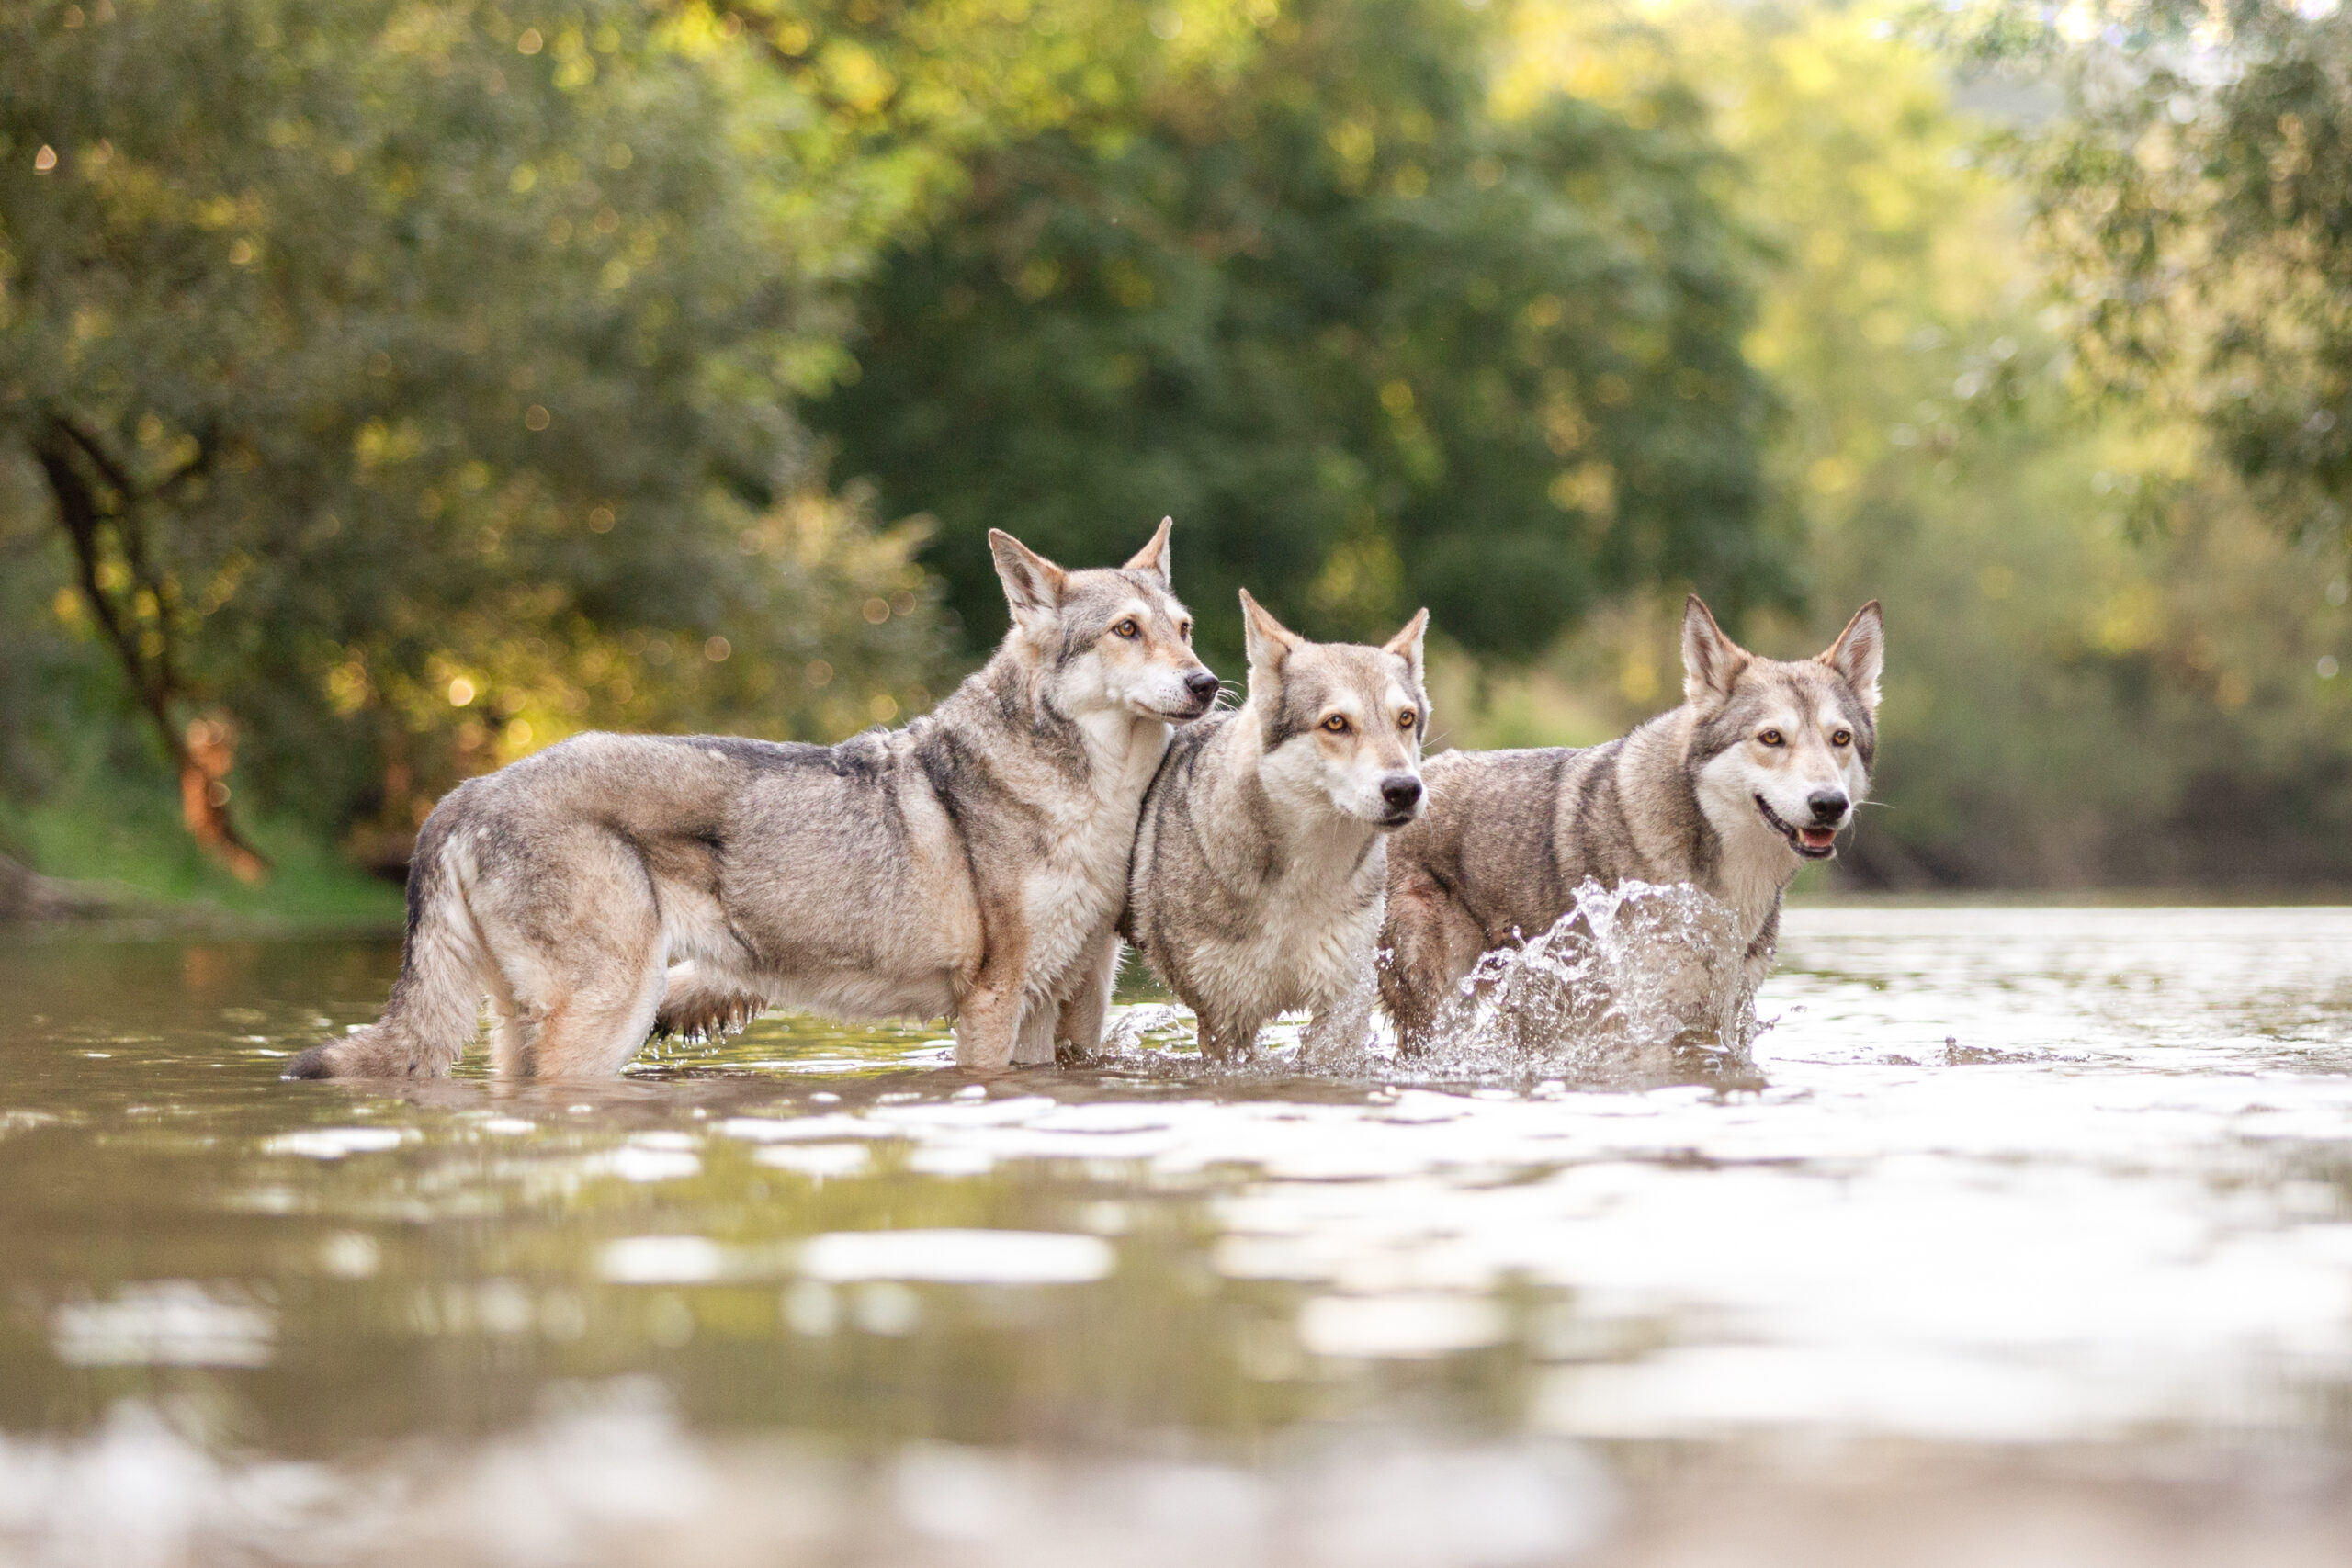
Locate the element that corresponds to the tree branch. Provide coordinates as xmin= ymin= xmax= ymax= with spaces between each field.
xmin=35 ymin=418 xmax=164 ymax=715
xmin=51 ymin=412 xmax=138 ymax=502
xmin=32 ymin=413 xmax=271 ymax=882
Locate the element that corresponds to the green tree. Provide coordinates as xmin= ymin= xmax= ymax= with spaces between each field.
xmin=811 ymin=0 xmax=1781 ymax=662
xmin=1465 ymin=0 xmax=2352 ymax=887
xmin=0 ymin=0 xmax=940 ymax=876
xmin=1943 ymin=0 xmax=2352 ymax=558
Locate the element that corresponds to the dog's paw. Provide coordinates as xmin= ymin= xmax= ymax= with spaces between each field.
xmin=651 ymin=991 xmax=764 ymax=1044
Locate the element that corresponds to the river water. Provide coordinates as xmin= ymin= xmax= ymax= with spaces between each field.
xmin=3 ymin=904 xmax=2351 ymax=1566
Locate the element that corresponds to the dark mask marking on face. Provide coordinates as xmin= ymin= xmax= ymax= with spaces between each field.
xmin=1260 ymin=662 xmax=1324 ymax=751
xmin=1823 ymin=681 xmax=1877 ymax=771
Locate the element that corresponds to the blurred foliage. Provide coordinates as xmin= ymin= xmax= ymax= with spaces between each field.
xmin=4 ymin=0 xmax=2345 ymax=897
xmin=0 ymin=0 xmax=944 ymax=876
xmin=1937 ymin=0 xmax=2352 ymax=557
xmin=811 ymin=0 xmax=1782 ymax=663
xmin=1440 ymin=0 xmax=2352 ymax=888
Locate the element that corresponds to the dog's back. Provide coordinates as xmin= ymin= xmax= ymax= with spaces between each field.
xmin=288 ymin=523 xmax=1218 ymax=1080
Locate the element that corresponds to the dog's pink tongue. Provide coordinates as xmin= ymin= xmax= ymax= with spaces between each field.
xmin=1800 ymin=826 xmax=1837 ymax=849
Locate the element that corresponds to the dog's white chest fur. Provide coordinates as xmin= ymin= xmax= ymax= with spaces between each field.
xmin=1186 ymin=761 xmax=1386 ymax=1023
xmin=1194 ymin=853 xmax=1382 ymax=1020
xmin=1692 ymin=751 xmax=1801 ymax=956
xmin=1019 ymin=711 xmax=1170 ymax=995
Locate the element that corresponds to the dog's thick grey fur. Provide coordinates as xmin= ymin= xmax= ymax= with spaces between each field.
xmin=286 ymin=523 xmax=1216 ymax=1080
xmin=1380 ymin=596 xmax=1883 ymax=1048
xmin=1124 ymin=592 xmax=1430 ymax=1062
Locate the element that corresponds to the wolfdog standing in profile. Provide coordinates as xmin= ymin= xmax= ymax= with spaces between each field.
xmin=1124 ymin=591 xmax=1430 ymax=1063
xmin=286 ymin=522 xmax=1218 ymax=1080
xmin=1379 ymin=595 xmax=1883 ymax=1050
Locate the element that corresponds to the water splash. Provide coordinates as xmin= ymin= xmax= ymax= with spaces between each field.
xmin=1094 ymin=1004 xmax=1193 ymax=1059
xmin=1393 ymin=878 xmax=1760 ymax=1087
xmin=1088 ymin=880 xmax=1760 ymax=1088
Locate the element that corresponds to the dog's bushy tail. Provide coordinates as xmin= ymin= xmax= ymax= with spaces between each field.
xmin=285 ymin=815 xmax=481 ymax=1079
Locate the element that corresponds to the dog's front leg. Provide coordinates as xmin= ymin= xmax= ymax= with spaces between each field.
xmin=1011 ymin=921 xmax=1114 ymax=1068
xmin=1194 ymin=1010 xmax=1256 ymax=1065
xmin=1378 ymin=874 xmax=1481 ymax=1055
xmin=1010 ymin=997 xmax=1058 ymax=1067
xmin=1741 ymin=905 xmax=1781 ymax=994
xmin=1299 ymin=982 xmax=1376 ymax=1068
xmin=955 ymin=895 xmax=1030 ymax=1075
xmin=1045 ymin=924 xmax=1121 ymax=1066
xmin=955 ymin=977 xmax=1026 ymax=1075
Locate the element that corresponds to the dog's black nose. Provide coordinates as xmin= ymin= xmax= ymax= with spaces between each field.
xmin=1381 ymin=775 xmax=1424 ymax=812
xmin=1183 ymin=671 xmax=1220 ymax=702
xmin=1807 ymin=789 xmax=1849 ymax=824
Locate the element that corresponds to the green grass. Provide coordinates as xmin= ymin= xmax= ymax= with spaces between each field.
xmin=0 ymin=775 xmax=404 ymax=932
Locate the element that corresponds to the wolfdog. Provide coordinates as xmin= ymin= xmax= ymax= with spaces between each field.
xmin=1123 ymin=592 xmax=1430 ymax=1063
xmin=286 ymin=522 xmax=1217 ymax=1080
xmin=1379 ymin=595 xmax=1883 ymax=1048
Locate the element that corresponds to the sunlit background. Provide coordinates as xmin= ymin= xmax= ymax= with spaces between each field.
xmin=4 ymin=0 xmax=2349 ymax=908
xmin=7 ymin=2 xmax=2352 ymax=1564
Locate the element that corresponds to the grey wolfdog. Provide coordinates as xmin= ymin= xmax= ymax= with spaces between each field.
xmin=1379 ymin=595 xmax=1883 ymax=1049
xmin=285 ymin=522 xmax=1217 ymax=1081
xmin=1123 ymin=591 xmax=1430 ymax=1063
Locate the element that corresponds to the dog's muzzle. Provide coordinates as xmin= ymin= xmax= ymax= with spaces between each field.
xmin=1757 ymin=793 xmax=1841 ymax=859
xmin=1148 ymin=671 xmax=1221 ymax=721
xmin=1376 ymin=773 xmax=1425 ymax=828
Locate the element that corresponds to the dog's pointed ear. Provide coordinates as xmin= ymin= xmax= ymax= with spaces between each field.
xmin=989 ymin=529 xmax=1068 ymax=626
xmin=1681 ymin=594 xmax=1749 ymax=706
xmin=1124 ymin=516 xmax=1174 ymax=587
xmin=1818 ymin=599 xmax=1884 ymax=713
xmin=1384 ymin=608 xmax=1430 ymax=687
xmin=1239 ymin=589 xmax=1300 ymax=687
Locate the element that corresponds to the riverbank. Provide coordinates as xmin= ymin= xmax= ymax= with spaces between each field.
xmin=0 ymin=792 xmax=403 ymax=935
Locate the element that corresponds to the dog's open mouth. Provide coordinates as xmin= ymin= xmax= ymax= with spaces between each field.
xmin=1757 ymin=795 xmax=1839 ymax=860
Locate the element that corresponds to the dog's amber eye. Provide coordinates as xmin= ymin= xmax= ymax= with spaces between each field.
xmin=1397 ymin=709 xmax=1418 ymax=731
xmin=1321 ymin=714 xmax=1351 ymax=734
xmin=1831 ymin=728 xmax=1852 ymax=747
xmin=1113 ymin=618 xmax=1141 ymax=639
xmin=1758 ymin=728 xmax=1784 ymax=747
xmin=1178 ymin=620 xmax=1193 ymax=641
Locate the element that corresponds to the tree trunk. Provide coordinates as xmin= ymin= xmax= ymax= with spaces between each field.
xmin=33 ymin=416 xmax=271 ymax=884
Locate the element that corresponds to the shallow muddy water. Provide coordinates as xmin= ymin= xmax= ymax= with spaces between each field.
xmin=5 ymin=905 xmax=2352 ymax=1566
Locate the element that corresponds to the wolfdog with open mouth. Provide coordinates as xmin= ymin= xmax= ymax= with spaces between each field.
xmin=286 ymin=521 xmax=1216 ymax=1080
xmin=1379 ymin=595 xmax=1882 ymax=1050
xmin=1123 ymin=591 xmax=1430 ymax=1063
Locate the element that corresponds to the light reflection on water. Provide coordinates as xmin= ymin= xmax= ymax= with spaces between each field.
xmin=3 ymin=906 xmax=2352 ymax=1563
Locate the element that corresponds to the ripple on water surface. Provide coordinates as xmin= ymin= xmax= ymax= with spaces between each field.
xmin=3 ymin=906 xmax=2352 ymax=1564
